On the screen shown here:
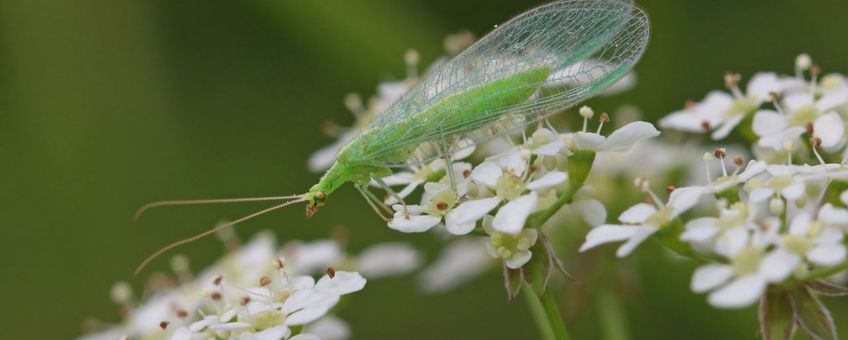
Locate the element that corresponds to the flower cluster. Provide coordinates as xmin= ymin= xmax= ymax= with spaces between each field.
xmin=578 ymin=55 xmax=848 ymax=339
xmin=81 ymin=231 xmax=420 ymax=340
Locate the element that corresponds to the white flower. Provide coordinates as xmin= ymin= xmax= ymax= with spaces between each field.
xmin=417 ymin=238 xmax=493 ymax=293
xmin=355 ymin=243 xmax=422 ymax=279
xmin=579 ymin=186 xmax=704 ymax=257
xmin=379 ymin=152 xmax=475 ymax=205
xmin=449 ymin=150 xmax=566 ymax=234
xmin=691 ymin=246 xmax=797 ymax=309
xmin=745 ymin=165 xmax=807 ymax=203
xmin=482 ymin=216 xmax=539 ymax=269
xmin=203 ymin=272 xmax=366 ymax=339
xmin=525 ymin=128 xmax=566 ymax=156
xmin=777 ymin=211 xmax=847 ymax=267
xmin=660 ymin=73 xmax=783 ymax=139
xmin=572 ymin=121 xmax=660 ymax=152
xmin=387 ymin=174 xmax=472 ymax=234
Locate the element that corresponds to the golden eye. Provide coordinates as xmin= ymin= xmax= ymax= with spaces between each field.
xmin=315 ymin=191 xmax=326 ymax=202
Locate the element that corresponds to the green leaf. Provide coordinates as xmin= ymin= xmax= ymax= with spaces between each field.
xmin=504 ymin=264 xmax=523 ymax=302
xmin=759 ymin=291 xmax=796 ymax=340
xmin=522 ymin=233 xmax=568 ymax=298
xmin=789 ymin=286 xmax=838 ymax=340
xmin=806 ymin=280 xmax=848 ymax=297
xmin=825 ymin=180 xmax=848 ymax=208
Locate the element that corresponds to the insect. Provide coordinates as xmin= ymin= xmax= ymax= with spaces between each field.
xmin=134 ymin=0 xmax=649 ymax=274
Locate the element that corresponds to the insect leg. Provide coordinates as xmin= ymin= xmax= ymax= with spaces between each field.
xmin=438 ymin=142 xmax=458 ymax=192
xmin=355 ymin=184 xmax=391 ymax=221
xmin=371 ymin=175 xmax=407 ymax=206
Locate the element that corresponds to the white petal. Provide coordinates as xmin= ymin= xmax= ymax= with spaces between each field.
xmin=708 ymin=275 xmax=767 ymax=309
xmin=379 ymin=172 xmax=415 ymax=186
xmin=495 ymin=151 xmax=526 ymax=175
xmin=315 ymin=271 xmax=367 ymax=295
xmin=602 ymin=121 xmax=661 ymax=152
xmin=170 ymin=327 xmax=192 ymax=340
xmin=759 ymin=249 xmax=801 ymax=282
xmin=668 ymin=186 xmax=705 ymax=215
xmin=470 ymin=162 xmax=502 ymax=187
xmin=302 ymin=315 xmax=351 ymax=340
xmin=505 ymin=250 xmax=533 ymax=269
xmin=746 ymin=72 xmax=782 ymax=102
xmin=814 ymin=112 xmax=845 ymax=148
xmin=789 ymin=212 xmax=812 ymax=235
xmin=817 ymin=91 xmax=848 ymax=112
xmin=385 ymin=180 xmax=423 ymax=205
xmin=451 ymin=142 xmax=476 ymax=160
xmin=616 ymin=224 xmax=657 ymax=257
xmin=808 ymin=244 xmax=848 ymax=266
xmin=534 ymin=140 xmax=566 ymax=155
xmin=579 ymin=225 xmax=638 ymax=252
xmin=781 ymin=180 xmax=805 ymax=201
xmin=444 ymin=197 xmax=501 ymax=235
xmin=526 ymin=171 xmax=568 ymax=190
xmin=715 ymin=227 xmax=751 ymax=258
xmin=737 ymin=160 xmax=768 ymax=181
xmin=576 ymin=199 xmax=607 ymax=227
xmin=618 ymin=203 xmax=657 ymax=224
xmin=287 ymin=305 xmax=333 ymax=326
xmin=388 ymin=212 xmax=441 ymax=233
xmin=289 ymin=334 xmax=322 ymax=340
xmin=820 ymin=203 xmax=848 ymax=226
xmin=356 ymin=243 xmax=422 ymax=279
xmin=752 ymin=110 xmax=787 ymax=137
xmin=251 ymin=325 xmax=291 ymax=340
xmin=699 ymin=91 xmax=735 ymax=114
xmin=748 ymin=188 xmax=774 ymax=202
xmin=492 ymin=193 xmax=538 ymax=234
xmin=711 ymin=115 xmax=745 ymax=140
xmin=417 ymin=239 xmax=491 ymax=293
xmin=680 ymin=217 xmax=719 ymax=242
xmin=691 ymin=264 xmax=734 ymax=293
xmin=783 ymin=92 xmax=815 ymax=112
xmin=574 ymin=132 xmax=606 ymax=151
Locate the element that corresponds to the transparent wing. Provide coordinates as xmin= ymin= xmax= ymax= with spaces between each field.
xmin=354 ymin=0 xmax=649 ymax=167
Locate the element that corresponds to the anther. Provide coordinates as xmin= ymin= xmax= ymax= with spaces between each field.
xmin=212 ymin=275 xmax=223 ymax=286
xmin=436 ymin=202 xmax=449 ymax=211
xmin=210 ymin=291 xmax=222 ymax=301
xmin=701 ymin=121 xmax=712 ymax=131
xmin=733 ymin=155 xmax=745 ymax=167
xmin=241 ymin=296 xmax=251 ymax=306
xmin=807 ymin=122 xmax=814 ymax=135
xmin=599 ymin=112 xmax=610 ymax=123
xmin=274 ymin=257 xmax=286 ymax=269
xmin=259 ymin=276 xmax=272 ymax=287
xmin=176 ymin=309 xmax=189 ymax=318
xmin=768 ymin=91 xmax=780 ymax=103
xmin=723 ymin=73 xmax=741 ymax=89
xmin=713 ymin=148 xmax=726 ymax=159
xmin=666 ymin=185 xmax=676 ymax=193
xmin=159 ymin=321 xmax=169 ymax=330
xmin=811 ymin=137 xmax=822 ymax=148
xmin=326 ymin=267 xmax=336 ymax=279
xmin=462 ymin=169 xmax=472 ymax=178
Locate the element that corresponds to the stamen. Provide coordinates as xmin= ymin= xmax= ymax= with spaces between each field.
xmin=404 ymin=49 xmax=420 ymax=82
xmin=579 ymin=106 xmax=594 ymax=132
xmin=344 ymin=93 xmax=365 ymax=118
xmin=634 ymin=177 xmax=665 ymax=208
xmin=795 ymin=53 xmax=812 ymax=79
xmin=724 ymin=73 xmax=743 ymax=99
xmin=326 ymin=267 xmax=336 ymax=279
xmin=732 ymin=155 xmax=745 ymax=176
xmin=703 ymin=152 xmax=714 ymax=183
xmin=596 ymin=112 xmax=610 ymax=134
xmin=810 ymin=64 xmax=821 ymax=96
xmin=811 ymin=137 xmax=825 ymax=165
xmin=714 ymin=148 xmax=728 ymax=177
xmin=769 ymin=92 xmax=786 ymax=114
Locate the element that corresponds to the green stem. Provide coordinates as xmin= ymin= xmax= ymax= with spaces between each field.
xmin=524 ymin=287 xmax=556 ymax=340
xmin=596 ymin=289 xmax=629 ymax=340
xmin=541 ymin=288 xmax=572 ymax=340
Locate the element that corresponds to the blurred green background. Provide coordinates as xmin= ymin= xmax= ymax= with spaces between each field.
xmin=2 ymin=0 xmax=848 ymax=338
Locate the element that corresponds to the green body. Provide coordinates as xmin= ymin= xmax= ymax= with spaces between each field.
xmin=305 ymin=67 xmax=551 ymax=212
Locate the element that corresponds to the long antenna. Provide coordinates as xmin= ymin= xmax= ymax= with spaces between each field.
xmin=133 ymin=198 xmax=305 ymax=276
xmin=134 ymin=194 xmax=303 ymax=221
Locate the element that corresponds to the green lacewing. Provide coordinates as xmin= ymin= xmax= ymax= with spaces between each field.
xmin=134 ymin=0 xmax=649 ymax=274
